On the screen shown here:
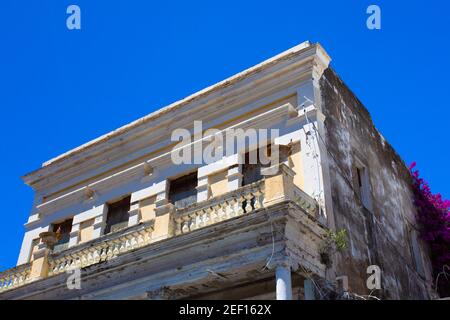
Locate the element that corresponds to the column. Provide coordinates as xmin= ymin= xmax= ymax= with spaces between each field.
xmin=261 ymin=163 xmax=295 ymax=206
xmin=128 ymin=201 xmax=140 ymax=226
xmin=303 ymin=279 xmax=316 ymax=300
xmin=196 ymin=175 xmax=209 ymax=202
xmin=92 ymin=205 xmax=108 ymax=238
xmin=152 ymin=180 xmax=174 ymax=241
xmin=276 ymin=265 xmax=293 ymax=300
xmin=227 ymin=164 xmax=242 ymax=191
xmin=68 ymin=223 xmax=80 ymax=247
xmin=29 ymin=242 xmax=50 ymax=281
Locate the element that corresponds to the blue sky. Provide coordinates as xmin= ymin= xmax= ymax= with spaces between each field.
xmin=0 ymin=0 xmax=448 ymax=269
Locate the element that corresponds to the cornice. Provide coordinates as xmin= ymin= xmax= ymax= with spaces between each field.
xmin=22 ymin=42 xmax=331 ymax=192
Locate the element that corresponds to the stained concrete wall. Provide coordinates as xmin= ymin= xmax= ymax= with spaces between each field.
xmin=320 ymin=68 xmax=434 ymax=299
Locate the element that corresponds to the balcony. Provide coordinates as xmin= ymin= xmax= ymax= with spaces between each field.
xmin=0 ymin=163 xmax=328 ymax=299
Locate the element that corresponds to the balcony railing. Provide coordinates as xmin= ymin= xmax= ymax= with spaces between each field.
xmin=173 ymin=180 xmax=265 ymax=235
xmin=0 ymin=163 xmax=323 ymax=295
xmin=48 ymin=222 xmax=153 ymax=276
xmin=292 ymin=184 xmax=319 ymax=218
xmin=0 ymin=263 xmax=31 ymax=293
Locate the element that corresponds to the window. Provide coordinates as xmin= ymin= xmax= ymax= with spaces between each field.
xmin=169 ymin=171 xmax=198 ymax=209
xmin=104 ymin=196 xmax=131 ymax=234
xmin=242 ymin=146 xmax=271 ymax=186
xmin=52 ymin=218 xmax=73 ymax=252
xmin=353 ymin=163 xmax=372 ymax=211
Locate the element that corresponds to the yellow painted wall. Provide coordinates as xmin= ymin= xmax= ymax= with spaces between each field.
xmin=140 ymin=196 xmax=156 ymax=222
xmin=79 ymin=219 xmax=95 ymax=243
xmin=289 ymin=142 xmax=304 ymax=189
xmin=28 ymin=238 xmax=40 ymax=262
xmin=208 ymin=170 xmax=228 ymax=198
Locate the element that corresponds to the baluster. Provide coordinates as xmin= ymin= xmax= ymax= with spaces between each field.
xmin=130 ymin=234 xmax=138 ymax=249
xmin=144 ymin=227 xmax=152 ymax=244
xmin=100 ymin=244 xmax=108 ymax=261
xmin=79 ymin=251 xmax=88 ymax=267
xmin=5 ymin=276 xmax=12 ymax=289
xmin=254 ymin=190 xmax=262 ymax=209
xmin=189 ymin=212 xmax=198 ymax=231
xmin=223 ymin=201 xmax=232 ymax=219
xmin=137 ymin=231 xmax=146 ymax=247
xmin=220 ymin=203 xmax=228 ymax=220
xmin=244 ymin=193 xmax=253 ymax=213
xmin=128 ymin=234 xmax=135 ymax=250
xmin=181 ymin=215 xmax=190 ymax=233
xmin=213 ymin=205 xmax=222 ymax=221
xmin=57 ymin=259 xmax=65 ymax=273
xmin=69 ymin=255 xmax=77 ymax=270
xmin=230 ymin=198 xmax=240 ymax=216
xmin=195 ymin=210 xmax=204 ymax=228
xmin=174 ymin=217 xmax=183 ymax=235
xmin=93 ymin=248 xmax=101 ymax=263
xmin=18 ymin=274 xmax=24 ymax=286
xmin=123 ymin=237 xmax=130 ymax=252
xmin=51 ymin=259 xmax=60 ymax=274
xmin=3 ymin=277 xmax=9 ymax=290
xmin=106 ymin=243 xmax=114 ymax=259
xmin=65 ymin=258 xmax=72 ymax=272
xmin=237 ymin=195 xmax=245 ymax=215
xmin=119 ymin=238 xmax=127 ymax=253
xmin=10 ymin=275 xmax=18 ymax=288
xmin=73 ymin=253 xmax=82 ymax=268
xmin=208 ymin=206 xmax=218 ymax=223
xmin=112 ymin=241 xmax=120 ymax=255
xmin=57 ymin=259 xmax=65 ymax=274
xmin=201 ymin=209 xmax=210 ymax=226
xmin=86 ymin=250 xmax=95 ymax=265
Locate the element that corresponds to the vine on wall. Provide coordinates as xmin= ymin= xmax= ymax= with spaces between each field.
xmin=409 ymin=162 xmax=450 ymax=296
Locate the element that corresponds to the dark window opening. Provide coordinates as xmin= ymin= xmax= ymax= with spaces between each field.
xmin=105 ymin=196 xmax=131 ymax=234
xmin=52 ymin=218 xmax=73 ymax=252
xmin=356 ymin=167 xmax=363 ymax=188
xmin=169 ymin=171 xmax=198 ymax=209
xmin=354 ymin=164 xmax=372 ymax=211
xmin=242 ymin=146 xmax=271 ymax=186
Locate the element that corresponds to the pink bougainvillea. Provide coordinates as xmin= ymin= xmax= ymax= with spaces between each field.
xmin=409 ymin=162 xmax=450 ymax=296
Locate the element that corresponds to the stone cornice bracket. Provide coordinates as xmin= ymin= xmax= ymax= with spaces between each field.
xmin=141 ymin=162 xmax=155 ymax=183
xmin=263 ymin=255 xmax=293 ymax=272
xmin=84 ymin=186 xmax=96 ymax=202
xmin=143 ymin=163 xmax=153 ymax=177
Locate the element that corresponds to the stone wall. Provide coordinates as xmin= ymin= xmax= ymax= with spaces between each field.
xmin=320 ymin=68 xmax=434 ymax=299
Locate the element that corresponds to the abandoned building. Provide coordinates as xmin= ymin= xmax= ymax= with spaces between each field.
xmin=0 ymin=41 xmax=436 ymax=300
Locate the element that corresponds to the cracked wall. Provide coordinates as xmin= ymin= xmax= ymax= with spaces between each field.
xmin=320 ymin=68 xmax=434 ymax=299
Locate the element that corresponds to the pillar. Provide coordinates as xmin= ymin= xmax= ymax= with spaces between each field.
xmin=128 ymin=201 xmax=140 ymax=227
xmin=304 ymin=279 xmax=316 ymax=300
xmin=68 ymin=223 xmax=80 ymax=247
xmin=152 ymin=180 xmax=174 ymax=241
xmin=276 ymin=265 xmax=292 ymax=300
xmin=261 ymin=163 xmax=295 ymax=206
xmin=196 ymin=175 xmax=209 ymax=202
xmin=227 ymin=164 xmax=242 ymax=191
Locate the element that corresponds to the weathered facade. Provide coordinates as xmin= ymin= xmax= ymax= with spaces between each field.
xmin=0 ymin=42 xmax=435 ymax=300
